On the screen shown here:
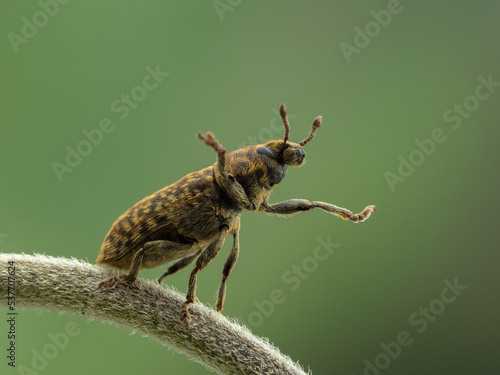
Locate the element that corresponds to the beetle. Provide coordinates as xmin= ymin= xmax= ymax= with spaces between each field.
xmin=97 ymin=104 xmax=376 ymax=328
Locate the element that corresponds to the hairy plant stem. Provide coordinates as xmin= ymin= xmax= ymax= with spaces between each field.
xmin=0 ymin=253 xmax=308 ymax=375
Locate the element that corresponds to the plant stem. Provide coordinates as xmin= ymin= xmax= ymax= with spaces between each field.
xmin=0 ymin=253 xmax=308 ymax=375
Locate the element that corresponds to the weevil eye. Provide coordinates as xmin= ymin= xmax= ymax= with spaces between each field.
xmin=257 ymin=146 xmax=277 ymax=160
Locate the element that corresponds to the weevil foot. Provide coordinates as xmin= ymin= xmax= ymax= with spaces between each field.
xmin=98 ymin=276 xmax=119 ymax=288
xmin=349 ymin=205 xmax=376 ymax=223
xmin=179 ymin=302 xmax=192 ymax=329
xmin=98 ymin=274 xmax=135 ymax=289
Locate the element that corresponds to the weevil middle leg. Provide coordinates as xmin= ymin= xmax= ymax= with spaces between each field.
xmin=157 ymin=250 xmax=202 ymax=286
xmin=179 ymin=226 xmax=229 ymax=328
xmin=216 ymin=227 xmax=240 ymax=312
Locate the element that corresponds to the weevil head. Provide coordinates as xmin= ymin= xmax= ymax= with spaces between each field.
xmin=256 ymin=104 xmax=322 ymax=168
xmin=257 ymin=140 xmax=306 ymax=167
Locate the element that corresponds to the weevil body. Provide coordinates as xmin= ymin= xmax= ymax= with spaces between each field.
xmin=97 ymin=104 xmax=376 ymax=327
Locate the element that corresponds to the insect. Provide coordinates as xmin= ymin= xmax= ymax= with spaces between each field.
xmin=97 ymin=104 xmax=376 ymax=328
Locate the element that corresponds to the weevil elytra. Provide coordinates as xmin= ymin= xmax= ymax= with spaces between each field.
xmin=97 ymin=104 xmax=376 ymax=328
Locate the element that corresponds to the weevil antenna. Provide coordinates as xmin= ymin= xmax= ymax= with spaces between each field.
xmin=197 ymin=132 xmax=226 ymax=155
xmin=198 ymin=132 xmax=227 ymax=170
xmin=299 ymin=116 xmax=322 ymax=147
xmin=280 ymin=104 xmax=290 ymax=146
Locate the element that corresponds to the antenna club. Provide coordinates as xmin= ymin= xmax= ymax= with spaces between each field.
xmin=279 ymin=103 xmax=287 ymax=119
xmin=299 ymin=115 xmax=322 ymax=147
xmin=313 ymin=116 xmax=322 ymax=129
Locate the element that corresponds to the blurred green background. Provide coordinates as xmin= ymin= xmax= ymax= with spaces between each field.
xmin=1 ymin=1 xmax=499 ymax=374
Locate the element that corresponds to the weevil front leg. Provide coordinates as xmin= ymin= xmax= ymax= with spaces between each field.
xmin=180 ymin=226 xmax=229 ymax=328
xmin=262 ymin=199 xmax=376 ymax=222
xmin=198 ymin=132 xmax=258 ymax=210
xmin=218 ymin=172 xmax=260 ymax=211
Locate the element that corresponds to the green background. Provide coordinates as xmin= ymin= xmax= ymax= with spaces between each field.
xmin=1 ymin=1 xmax=499 ymax=374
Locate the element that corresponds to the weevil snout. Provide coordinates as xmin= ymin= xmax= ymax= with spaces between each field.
xmin=280 ymin=103 xmax=321 ymax=166
xmin=282 ymin=143 xmax=306 ymax=167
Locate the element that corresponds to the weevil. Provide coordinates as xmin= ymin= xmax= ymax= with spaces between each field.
xmin=97 ymin=104 xmax=376 ymax=328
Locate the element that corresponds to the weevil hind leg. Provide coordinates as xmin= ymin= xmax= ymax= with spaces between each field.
xmin=98 ymin=240 xmax=196 ymax=289
xmin=98 ymin=275 xmax=126 ymax=289
xmin=98 ymin=248 xmax=146 ymax=289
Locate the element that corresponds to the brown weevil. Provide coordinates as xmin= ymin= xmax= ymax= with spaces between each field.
xmin=97 ymin=104 xmax=376 ymax=328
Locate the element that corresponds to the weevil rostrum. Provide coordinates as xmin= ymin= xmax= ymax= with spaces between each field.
xmin=97 ymin=104 xmax=376 ymax=328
